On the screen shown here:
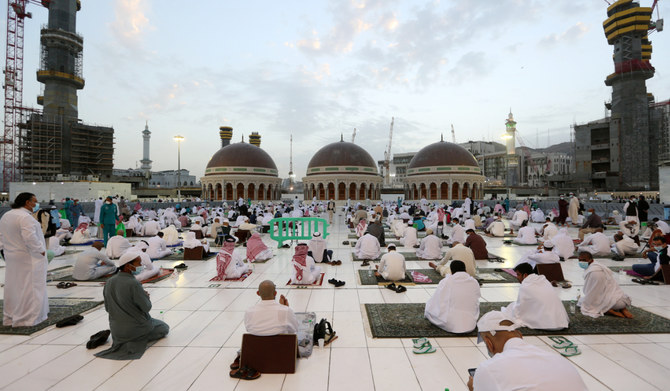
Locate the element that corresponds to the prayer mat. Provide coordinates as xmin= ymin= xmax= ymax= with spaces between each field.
xmin=358 ymin=269 xmax=416 ymax=285
xmin=153 ymin=251 xmax=185 ymax=261
xmin=54 ymin=249 xmax=84 ymax=257
xmin=607 ymin=266 xmax=644 ymax=278
xmin=477 ymin=268 xmax=519 ymax=284
xmin=503 ymin=240 xmax=539 ymax=246
xmin=352 ymin=252 xmax=434 ymax=262
xmin=219 ymin=270 xmax=253 ymax=282
xmin=286 ymin=272 xmax=325 ymax=286
xmin=568 ymin=253 xmax=642 ymax=260
xmin=366 ymin=302 xmax=670 ymax=338
xmin=487 ymin=253 xmax=505 ymax=262
xmin=0 ymin=298 xmax=103 ymax=335
xmin=246 ymin=257 xmax=273 ymax=264
xmin=167 ymin=241 xmax=184 ymax=247
xmin=54 ymin=268 xmax=175 ymax=284
xmin=66 ymin=239 xmax=103 ymax=246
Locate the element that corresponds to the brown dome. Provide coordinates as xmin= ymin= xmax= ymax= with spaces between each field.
xmin=307 ymin=140 xmax=377 ymax=175
xmin=205 ymin=142 xmax=278 ymax=176
xmin=408 ymin=140 xmax=479 ymax=169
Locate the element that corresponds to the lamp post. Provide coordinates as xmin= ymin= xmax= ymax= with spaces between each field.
xmin=174 ymin=135 xmax=185 ymax=202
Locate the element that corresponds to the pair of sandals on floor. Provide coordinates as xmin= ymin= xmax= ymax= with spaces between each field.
xmin=229 ymin=356 xmax=260 ymax=381
xmin=56 ymin=282 xmax=77 ymax=289
xmin=385 ymin=282 xmax=407 ymax=293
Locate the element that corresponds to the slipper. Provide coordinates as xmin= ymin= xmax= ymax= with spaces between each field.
xmin=560 ymin=281 xmax=572 ymax=289
xmin=328 ymin=278 xmax=337 ymax=285
xmin=342 ymin=241 xmax=350 ymax=245
xmin=413 ymin=343 xmax=436 ymax=354
xmin=174 ymin=263 xmax=188 ymax=269
xmin=86 ymin=329 xmax=110 ymax=349
xmin=559 ymin=345 xmax=581 ymax=357
xmin=548 ymin=336 xmax=573 ymax=349
xmin=229 ymin=366 xmax=261 ymax=380
xmin=334 ymin=280 xmax=345 ymax=287
xmin=395 ymin=285 xmax=407 ymax=293
xmin=333 ymin=260 xmax=342 ymax=265
xmin=282 ymin=244 xmax=290 ymax=248
xmin=57 ymin=282 xmax=67 ymax=289
xmin=56 ymin=314 xmax=83 ymax=328
xmin=64 ymin=282 xmax=77 ymax=289
xmin=361 ymin=260 xmax=370 ymax=267
xmin=229 ymin=356 xmax=241 ymax=370
xmin=386 ymin=283 xmax=397 ymax=291
xmin=412 ymin=337 xmax=429 ymax=349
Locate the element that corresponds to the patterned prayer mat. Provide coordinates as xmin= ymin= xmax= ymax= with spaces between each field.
xmin=54 ymin=268 xmax=174 ymax=284
xmin=286 ymin=272 xmax=325 ymax=286
xmin=358 ymin=268 xmax=517 ymax=285
xmin=66 ymin=239 xmax=104 ymax=246
xmin=210 ymin=270 xmax=253 ymax=282
xmin=0 ymin=298 xmax=103 ymax=335
xmin=366 ymin=301 xmax=670 ymax=338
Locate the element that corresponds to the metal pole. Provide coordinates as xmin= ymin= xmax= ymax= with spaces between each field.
xmin=177 ymin=140 xmax=181 ymax=202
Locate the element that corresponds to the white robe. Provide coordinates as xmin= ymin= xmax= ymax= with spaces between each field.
xmin=437 ymin=244 xmax=476 ymax=277
xmin=391 ymin=220 xmax=406 ymax=238
xmin=307 ymin=237 xmax=329 ymax=263
xmin=127 ymin=249 xmax=160 ymax=281
xmin=449 ymin=224 xmax=466 ymax=244
xmin=147 ymin=236 xmax=172 ymax=259
xmin=614 ymin=235 xmax=638 ymax=256
xmin=416 ymin=234 xmax=443 ymax=260
xmin=619 ymin=221 xmax=640 ymax=237
xmin=510 ymin=210 xmax=528 ymax=229
xmin=354 ymin=233 xmax=381 ymax=259
xmin=143 ymin=220 xmax=161 ymax=236
xmin=463 ymin=219 xmax=476 ymax=231
xmin=542 ymin=223 xmax=558 ymax=241
xmin=47 ymin=236 xmax=66 ymax=257
xmin=378 ymin=251 xmax=406 ymax=281
xmin=222 ymin=249 xmax=249 ymax=279
xmin=579 ymin=261 xmax=631 ymax=318
xmin=551 ymin=229 xmax=575 ymax=259
xmin=530 ymin=209 xmax=545 ymax=223
xmin=160 ymin=225 xmax=181 ymax=245
xmin=577 ymin=232 xmax=611 ymax=257
xmin=399 ymin=226 xmax=418 ymax=247
xmin=514 ymin=226 xmax=537 ymax=245
xmin=290 ymin=255 xmax=321 ymax=285
xmin=0 ymin=208 xmax=49 ymax=327
xmin=183 ymin=232 xmax=209 ymax=252
xmin=486 ymin=221 xmax=505 ymax=237
xmin=517 ymin=249 xmax=560 ymax=268
xmin=501 ymin=274 xmax=569 ymax=330
xmin=424 ymin=272 xmax=480 ymax=333
xmin=69 ymin=227 xmax=91 ymax=244
xmin=94 ymin=198 xmax=103 ymax=224
xmin=105 ymin=235 xmax=132 ymax=259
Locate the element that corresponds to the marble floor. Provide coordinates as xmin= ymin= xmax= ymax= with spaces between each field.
xmin=1 ymin=215 xmax=669 ymax=391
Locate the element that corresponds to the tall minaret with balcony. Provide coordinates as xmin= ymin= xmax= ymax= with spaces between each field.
xmin=140 ymin=122 xmax=152 ymax=173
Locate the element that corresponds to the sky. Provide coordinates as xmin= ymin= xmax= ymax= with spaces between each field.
xmin=4 ymin=0 xmax=669 ymax=180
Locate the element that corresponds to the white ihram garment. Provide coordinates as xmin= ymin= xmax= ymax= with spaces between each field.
xmin=424 ymin=272 xmax=480 ymax=333
xmin=501 ymin=274 xmax=569 ymax=330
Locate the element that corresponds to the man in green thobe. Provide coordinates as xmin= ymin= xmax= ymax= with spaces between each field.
xmin=95 ymin=252 xmax=169 ymax=360
xmin=99 ymin=196 xmax=118 ymax=246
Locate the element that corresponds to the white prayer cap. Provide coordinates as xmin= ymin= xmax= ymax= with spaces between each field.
xmin=114 ymin=252 xmax=140 ymax=268
xmin=543 ymin=240 xmax=554 ymax=248
xmin=426 ymin=228 xmax=433 ymax=235
xmin=133 ymin=241 xmax=149 ymax=251
xmin=476 ymin=311 xmax=519 ymax=343
xmin=387 ymin=243 xmax=396 ymax=250
xmin=313 ymin=232 xmax=321 ymax=237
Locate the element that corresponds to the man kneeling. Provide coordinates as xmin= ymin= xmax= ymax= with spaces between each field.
xmin=425 ymin=260 xmax=480 ymax=333
xmin=578 ymin=251 xmax=633 ymax=318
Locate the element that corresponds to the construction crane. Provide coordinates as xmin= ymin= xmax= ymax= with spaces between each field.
xmin=383 ymin=117 xmax=394 ymax=185
xmin=351 ymin=128 xmax=356 ymax=143
xmin=2 ymin=0 xmax=49 ymax=191
xmin=451 ymin=124 xmax=456 ymax=143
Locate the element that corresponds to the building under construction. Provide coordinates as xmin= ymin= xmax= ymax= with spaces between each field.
xmin=14 ymin=0 xmax=114 ymax=181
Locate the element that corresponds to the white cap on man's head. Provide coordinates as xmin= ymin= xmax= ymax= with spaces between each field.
xmin=476 ymin=310 xmax=519 ymax=343
xmin=543 ymin=240 xmax=554 ymax=249
xmin=114 ymin=252 xmax=140 ymax=268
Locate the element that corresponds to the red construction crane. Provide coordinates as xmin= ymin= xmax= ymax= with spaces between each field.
xmin=2 ymin=0 xmax=48 ymax=192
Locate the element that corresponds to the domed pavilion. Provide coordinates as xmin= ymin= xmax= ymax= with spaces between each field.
xmin=405 ymin=138 xmax=485 ymax=201
xmin=201 ymin=131 xmax=282 ymax=201
xmin=303 ymin=136 xmax=383 ymax=201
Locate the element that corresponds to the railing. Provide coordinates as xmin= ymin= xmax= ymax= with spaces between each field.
xmin=268 ymin=217 xmax=329 ymax=248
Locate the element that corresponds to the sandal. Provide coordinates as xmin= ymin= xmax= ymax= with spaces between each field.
xmin=56 ymin=314 xmax=83 ymax=328
xmin=229 ymin=355 xmax=240 ymax=370
xmin=229 ymin=366 xmax=260 ymax=380
xmin=395 ymin=284 xmax=407 ymax=293
xmin=174 ymin=263 xmax=188 ymax=269
xmin=57 ymin=282 xmax=67 ymax=289
xmin=86 ymin=330 xmax=110 ymax=349
xmin=385 ymin=283 xmax=397 ymax=291
xmin=64 ymin=282 xmax=77 ymax=289
xmin=548 ymin=336 xmax=574 ymax=349
xmin=559 ymin=345 xmax=581 ymax=357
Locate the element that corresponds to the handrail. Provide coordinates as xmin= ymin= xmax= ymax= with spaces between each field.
xmin=268 ymin=217 xmax=329 ymax=248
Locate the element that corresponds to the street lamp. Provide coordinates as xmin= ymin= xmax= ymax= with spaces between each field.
xmin=174 ymin=135 xmax=185 ymax=202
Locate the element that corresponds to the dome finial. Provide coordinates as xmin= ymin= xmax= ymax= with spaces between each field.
xmin=242 ymin=134 xmax=245 ymax=143
xmin=340 ymin=133 xmax=343 ymax=142
xmin=441 ymin=133 xmax=444 ymax=142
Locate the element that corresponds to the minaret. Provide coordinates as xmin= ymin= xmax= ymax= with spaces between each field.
xmin=219 ymin=126 xmax=233 ymax=148
xmin=288 ymin=134 xmax=295 ymax=183
xmin=140 ymin=122 xmax=152 ymax=172
xmin=37 ymin=0 xmax=84 ymax=120
xmin=505 ymin=110 xmax=519 ymax=187
xmin=249 ymin=132 xmax=261 ymax=147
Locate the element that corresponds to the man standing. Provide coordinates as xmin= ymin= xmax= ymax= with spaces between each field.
xmin=0 ymin=193 xmax=49 ymax=327
xmin=327 ymin=199 xmax=335 ymax=224
xmin=94 ymin=197 xmax=104 ymax=224
xmin=568 ymin=193 xmax=580 ymax=226
xmin=556 ymin=195 xmax=569 ymax=226
xmin=623 ymin=195 xmax=638 ymax=223
xmin=99 ymin=196 xmax=119 ymax=246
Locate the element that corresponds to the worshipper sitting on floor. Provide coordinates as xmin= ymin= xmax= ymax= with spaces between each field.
xmin=429 ymin=241 xmax=476 ymax=277
xmin=508 ymin=208 xmax=528 ymax=233
xmin=515 ymin=241 xmax=560 ymax=268
xmin=501 ymin=262 xmax=569 ymax=330
xmin=632 ymin=235 xmax=669 ymax=278
xmin=424 ymin=260 xmax=480 ymax=333
xmin=189 ymin=221 xmax=205 ymax=237
xmin=70 ymin=221 xmax=92 ymax=244
xmin=142 ymin=219 xmax=161 ymax=237
xmin=464 ymin=229 xmax=488 ymax=260
xmin=539 ymin=217 xmax=558 ymax=241
xmin=463 ymin=218 xmax=476 ymax=232
xmin=308 ymin=231 xmax=333 ymax=263
xmin=211 ymin=236 xmax=250 ymax=280
xmin=468 ymin=311 xmax=587 ymax=391
xmin=619 ymin=219 xmax=641 ymax=245
xmin=147 ymin=232 xmax=173 ymax=260
xmin=578 ymin=208 xmax=604 ymax=241
xmin=550 ymin=228 xmax=575 ymax=260
xmin=612 ymin=232 xmax=639 ymax=259
xmin=126 ymin=241 xmax=161 ymax=282
xmin=485 ymin=215 xmax=505 ymax=237
xmin=448 ymin=218 xmax=467 ymax=244
xmin=530 ymin=207 xmax=545 ymax=223
xmin=208 ymin=217 xmax=223 ymax=239
xmin=246 ymin=232 xmax=273 ymax=262
xmin=229 ymin=280 xmax=299 ymax=377
xmin=95 ymin=252 xmax=170 ymax=360
xmin=512 ymin=221 xmax=537 ymax=245
xmin=375 ymin=244 xmax=406 ymax=281
xmin=72 ymin=242 xmax=117 ymax=280
xmin=576 ymin=231 xmax=612 ymax=258
xmin=160 ymin=224 xmax=181 ymax=246
xmin=416 ymin=228 xmax=443 ymax=260
xmin=355 ymin=217 xmax=368 ymax=238
xmin=184 ymin=231 xmax=211 ymax=255
xmin=290 ymin=243 xmax=321 ymax=285
xmin=642 ymin=218 xmax=670 ymax=239
xmin=354 ymin=231 xmax=382 ymax=264
xmin=47 ymin=234 xmax=66 ymax=257
xmin=399 ymin=222 xmax=418 ymax=247
xmin=235 ymin=217 xmax=256 ymax=245
xmin=177 ymin=213 xmax=190 ymax=228
xmin=366 ymin=217 xmax=386 ymax=247
xmin=578 ymin=251 xmax=633 ymax=318
xmin=106 ymin=230 xmax=132 ymax=259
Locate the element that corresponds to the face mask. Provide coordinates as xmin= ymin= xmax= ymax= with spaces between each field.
xmin=578 ymin=261 xmax=589 ymax=270
xmin=132 ymin=266 xmax=144 ymax=276
xmin=32 ymin=203 xmax=40 ymax=213
xmin=654 ymin=246 xmax=664 ymax=252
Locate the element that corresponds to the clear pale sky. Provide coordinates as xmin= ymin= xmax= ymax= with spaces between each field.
xmin=5 ymin=0 xmax=669 ymax=179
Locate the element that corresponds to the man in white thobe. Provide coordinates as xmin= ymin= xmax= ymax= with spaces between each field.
xmin=486 ymin=216 xmax=505 ymax=237
xmin=509 ymin=209 xmax=528 ymax=232
xmin=94 ymin=197 xmax=103 ymax=224
xmin=160 ymin=225 xmax=181 ymax=246
xmin=448 ymin=218 xmax=466 ymax=244
xmin=577 ymin=252 xmax=633 ymax=319
xmin=147 ymin=232 xmax=173 ymax=259
xmin=612 ymin=233 xmax=638 ymax=257
xmin=354 ymin=233 xmax=381 ymax=260
xmin=106 ymin=230 xmax=132 ymax=259
xmin=375 ymin=244 xmax=406 ymax=281
xmin=126 ymin=241 xmax=161 ymax=282
xmin=425 ymin=260 xmax=480 ymax=333
xmin=513 ymin=222 xmax=537 ymax=245
xmin=530 ymin=208 xmax=545 ymax=223
xmin=516 ymin=241 xmax=560 ymax=268
xmin=142 ymin=219 xmax=161 ymax=237
xmin=619 ymin=219 xmax=640 ymax=239
xmin=540 ymin=218 xmax=558 ymax=241
xmin=501 ymin=262 xmax=569 ymax=330
xmin=0 ymin=193 xmax=49 ymax=327
xmin=399 ymin=223 xmax=418 ymax=248
xmin=307 ymin=231 xmax=331 ymax=263
xmin=430 ymin=242 xmax=476 ymax=277
xmin=568 ymin=194 xmax=580 ymax=225
xmin=551 ymin=228 xmax=575 ymax=260
xmin=391 ymin=219 xmax=406 ymax=238
xmin=577 ymin=232 xmax=612 ymax=257
xmin=416 ymin=229 xmax=443 ymax=260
